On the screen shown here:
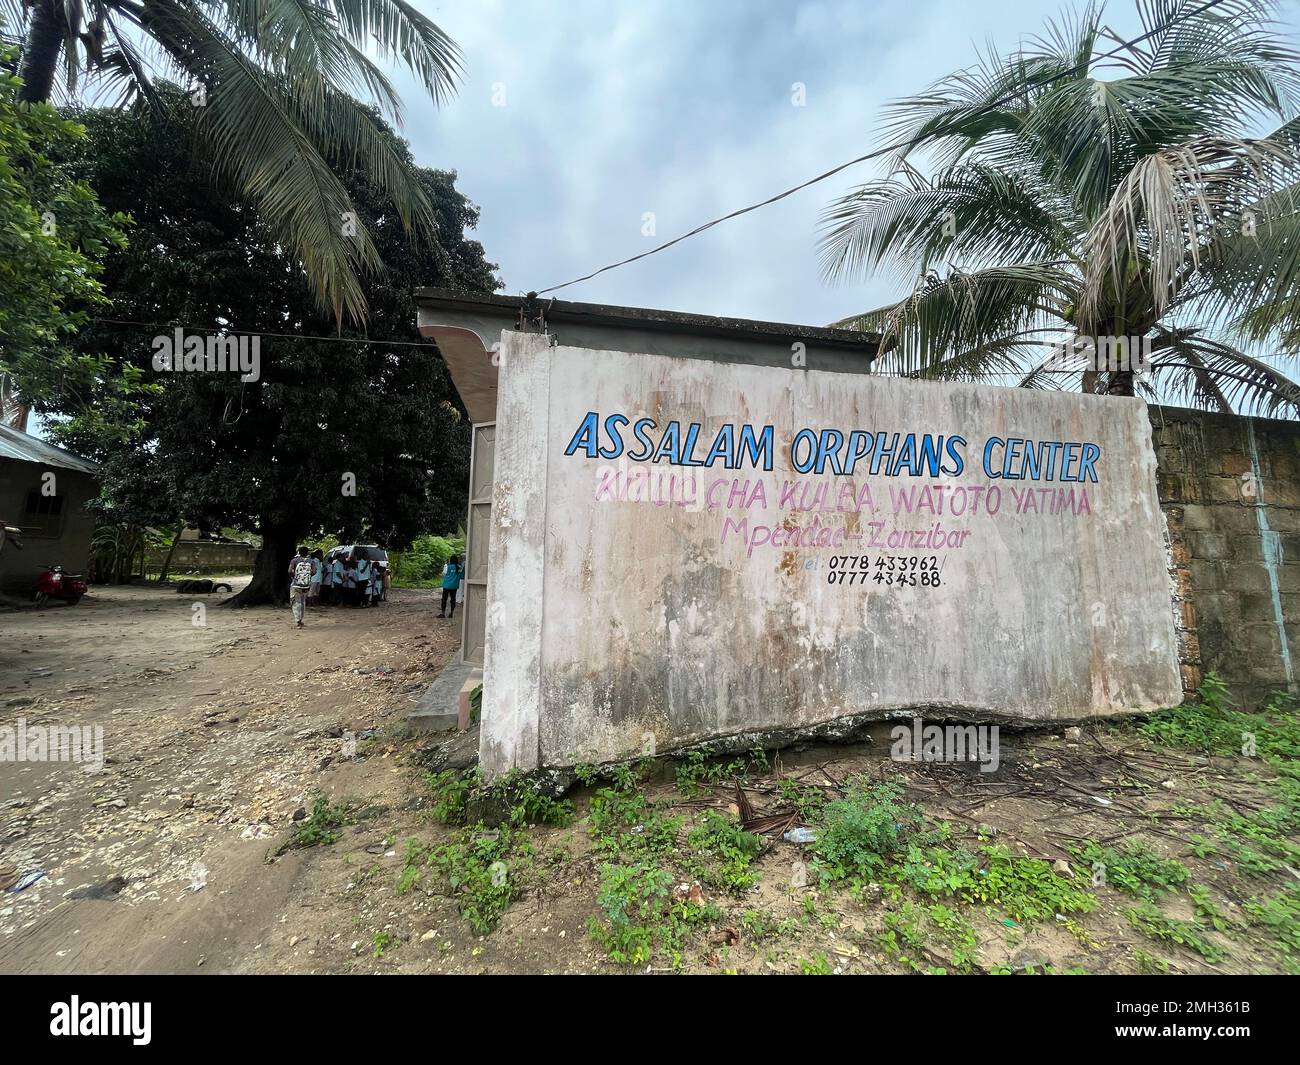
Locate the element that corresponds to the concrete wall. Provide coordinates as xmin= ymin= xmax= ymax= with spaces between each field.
xmin=144 ymin=540 xmax=258 ymax=574
xmin=1152 ymin=406 xmax=1300 ymax=708
xmin=480 ymin=331 xmax=1181 ymax=778
xmin=0 ymin=459 xmax=98 ymax=595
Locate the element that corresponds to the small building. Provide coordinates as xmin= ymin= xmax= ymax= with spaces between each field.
xmin=0 ymin=424 xmax=100 ymax=596
xmin=417 ymin=290 xmax=1182 ymax=781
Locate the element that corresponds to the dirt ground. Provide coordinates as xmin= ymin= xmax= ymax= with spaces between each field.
xmin=1 ymin=581 xmax=1297 ymax=974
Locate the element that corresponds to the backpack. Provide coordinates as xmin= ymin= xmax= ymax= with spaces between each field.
xmin=292 ymin=559 xmax=313 ymax=589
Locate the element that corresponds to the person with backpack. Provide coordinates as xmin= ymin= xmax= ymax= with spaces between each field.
xmin=287 ymin=546 xmax=314 ymax=628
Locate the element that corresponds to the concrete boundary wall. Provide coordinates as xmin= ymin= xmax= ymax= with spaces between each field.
xmin=480 ymin=332 xmax=1183 ymax=779
xmin=1152 ymin=406 xmax=1300 ymax=708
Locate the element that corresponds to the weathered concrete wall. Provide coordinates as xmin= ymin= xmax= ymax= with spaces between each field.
xmin=481 ymin=332 xmax=1182 ymax=778
xmin=1151 ymin=406 xmax=1300 ymax=708
xmin=143 ymin=540 xmax=258 ymax=574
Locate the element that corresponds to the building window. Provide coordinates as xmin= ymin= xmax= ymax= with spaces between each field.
xmin=23 ymin=490 xmax=64 ymax=538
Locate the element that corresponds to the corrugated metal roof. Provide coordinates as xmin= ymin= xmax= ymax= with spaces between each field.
xmin=0 ymin=424 xmax=99 ymax=476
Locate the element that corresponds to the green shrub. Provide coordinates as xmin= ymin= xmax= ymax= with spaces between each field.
xmin=812 ymin=780 xmax=922 ymax=883
xmin=389 ymin=534 xmax=466 ymax=588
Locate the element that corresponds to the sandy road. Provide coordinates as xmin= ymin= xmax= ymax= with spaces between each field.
xmin=0 ymin=581 xmax=459 ymax=973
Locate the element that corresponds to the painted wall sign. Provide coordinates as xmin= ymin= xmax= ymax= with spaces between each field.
xmin=480 ymin=331 xmax=1182 ymax=778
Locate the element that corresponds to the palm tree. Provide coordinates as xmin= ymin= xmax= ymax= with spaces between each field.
xmin=820 ymin=0 xmax=1300 ymax=416
xmin=4 ymin=0 xmax=462 ymax=324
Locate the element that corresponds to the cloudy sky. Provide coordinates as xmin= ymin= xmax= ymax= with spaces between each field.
xmin=392 ymin=0 xmax=1300 ymax=328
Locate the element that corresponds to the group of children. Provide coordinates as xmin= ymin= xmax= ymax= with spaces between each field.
xmin=286 ymin=546 xmax=464 ymax=629
xmin=287 ymin=547 xmax=388 ymax=627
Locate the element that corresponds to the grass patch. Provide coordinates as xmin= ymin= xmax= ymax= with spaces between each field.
xmin=277 ymin=795 xmax=354 ymax=854
xmin=401 ymin=825 xmax=534 ymax=935
xmin=893 ymin=843 xmax=1096 ymax=925
xmin=1138 ymin=674 xmax=1300 ymax=762
xmin=1068 ymin=840 xmax=1189 ymax=900
xmin=588 ymin=861 xmax=720 ymax=968
xmin=1125 ymin=901 xmax=1226 ymax=964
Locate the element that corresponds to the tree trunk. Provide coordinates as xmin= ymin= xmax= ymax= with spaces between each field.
xmin=225 ymin=523 xmax=297 ymax=607
xmin=17 ymin=1 xmax=66 ymax=104
xmin=156 ymin=523 xmax=185 ymax=582
xmin=1106 ymin=369 xmax=1136 ymax=397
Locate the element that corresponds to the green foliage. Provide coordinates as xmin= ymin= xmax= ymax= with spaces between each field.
xmin=1139 ymin=674 xmax=1300 ymax=762
xmin=482 ymin=770 xmax=575 ymax=829
xmin=0 ymin=47 xmax=131 ymax=414
xmin=1069 ymin=840 xmax=1190 ymax=900
xmin=1189 ymin=884 xmax=1232 ymax=933
xmin=1133 ymin=948 xmax=1171 ymax=974
xmin=411 ymin=825 xmax=533 ymax=936
xmin=589 ymin=862 xmax=673 ymax=965
xmin=588 ymin=786 xmax=681 ymax=861
xmin=48 ymin=91 xmax=498 ymax=595
xmin=588 ymin=862 xmax=720 ymax=968
xmin=812 ymin=780 xmax=922 ymax=883
xmin=1175 ymin=785 xmax=1300 ymax=876
xmin=685 ymin=811 xmax=763 ymax=892
xmin=894 ymin=844 xmax=1096 ymax=924
xmin=1245 ymin=885 xmax=1300 ymax=971
xmin=371 ymin=931 xmax=396 ymax=959
xmin=819 ymin=3 xmax=1300 ymax=415
xmin=281 ymin=795 xmax=352 ymax=853
xmin=1125 ymin=901 xmax=1227 ymax=964
xmin=10 ymin=0 xmax=468 ymax=324
xmin=675 ymin=747 xmax=768 ymax=795
xmin=425 ymin=768 xmax=477 ymax=825
xmin=798 ymin=953 xmax=834 ymax=975
xmin=390 ymin=534 xmax=466 ymax=588
xmin=878 ymin=899 xmax=979 ymax=974
xmin=777 ymin=777 xmax=829 ymax=823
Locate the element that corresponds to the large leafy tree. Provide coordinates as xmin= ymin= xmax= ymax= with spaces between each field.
xmin=5 ymin=0 xmax=462 ymax=324
xmin=0 ymin=41 xmax=130 ymax=428
xmin=820 ymin=0 xmax=1300 ymax=415
xmin=46 ymin=89 xmax=499 ymax=604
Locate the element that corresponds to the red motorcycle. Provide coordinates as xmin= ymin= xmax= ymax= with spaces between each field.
xmin=33 ymin=565 xmax=88 ymax=606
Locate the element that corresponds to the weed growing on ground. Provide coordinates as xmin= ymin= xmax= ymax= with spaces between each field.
xmin=675 ymin=746 xmax=769 ymax=795
xmin=280 ymin=795 xmax=353 ymax=853
xmin=684 ymin=810 xmax=763 ymax=892
xmin=798 ymin=952 xmax=833 ymax=974
xmin=425 ymin=769 xmax=477 ymax=824
xmin=1068 ymin=840 xmax=1189 ymax=900
xmin=811 ymin=780 xmax=923 ymax=884
xmin=1245 ymin=885 xmax=1300 ymax=972
xmin=588 ymin=861 xmax=720 ymax=968
xmin=1133 ymin=948 xmax=1171 ymax=973
xmin=1125 ymin=901 xmax=1226 ymax=963
xmin=1138 ymin=674 xmax=1300 ymax=762
xmin=894 ymin=843 xmax=1096 ymax=924
xmin=401 ymin=825 xmax=535 ymax=935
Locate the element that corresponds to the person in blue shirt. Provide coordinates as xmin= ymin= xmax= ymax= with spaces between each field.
xmin=439 ymin=555 xmax=463 ymax=619
xmin=354 ymin=554 xmax=373 ymax=608
xmin=329 ymin=555 xmax=345 ymax=605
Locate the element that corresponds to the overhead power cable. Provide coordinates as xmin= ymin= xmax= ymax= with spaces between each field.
xmin=534 ymin=0 xmax=1228 ymax=296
